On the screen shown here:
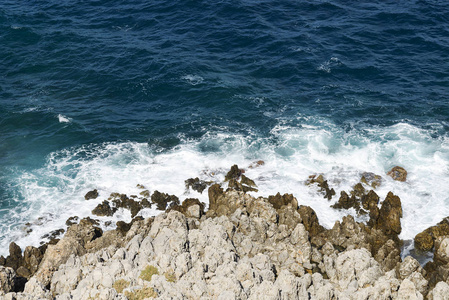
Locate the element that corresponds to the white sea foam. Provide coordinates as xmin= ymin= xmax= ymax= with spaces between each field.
xmin=57 ymin=114 xmax=71 ymax=123
xmin=1 ymin=121 xmax=449 ymax=256
xmin=181 ymin=74 xmax=204 ymax=85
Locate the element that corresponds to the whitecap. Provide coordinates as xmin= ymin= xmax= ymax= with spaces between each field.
xmin=58 ymin=114 xmax=71 ymax=123
xmin=181 ymin=74 xmax=204 ymax=85
xmin=2 ymin=120 xmax=449 ymax=256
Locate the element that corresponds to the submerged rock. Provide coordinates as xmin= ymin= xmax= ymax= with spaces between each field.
xmin=387 ymin=166 xmax=408 ymax=182
xmin=185 ymin=177 xmax=212 ymax=194
xmin=306 ymin=174 xmax=335 ymax=200
xmin=361 ymin=172 xmax=382 ymax=188
xmin=224 ymin=164 xmax=243 ymax=181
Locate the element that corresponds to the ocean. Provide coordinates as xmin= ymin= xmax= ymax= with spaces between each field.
xmin=1 ymin=0 xmax=448 ymax=256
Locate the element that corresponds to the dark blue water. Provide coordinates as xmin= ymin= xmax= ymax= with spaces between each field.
xmin=1 ymin=0 xmax=449 ymax=254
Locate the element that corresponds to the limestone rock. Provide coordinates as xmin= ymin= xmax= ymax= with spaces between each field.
xmin=414 ymin=218 xmax=449 ymax=251
xmin=92 ymin=200 xmax=117 ymax=217
xmin=428 ymin=281 xmax=449 ymax=300
xmin=0 ymin=267 xmax=17 ymax=294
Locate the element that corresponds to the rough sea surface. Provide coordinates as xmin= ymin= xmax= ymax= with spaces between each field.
xmin=1 ymin=0 xmax=448 ymax=256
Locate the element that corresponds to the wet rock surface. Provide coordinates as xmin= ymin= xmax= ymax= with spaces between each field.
xmin=2 ymin=166 xmax=447 ymax=299
xmin=387 ymin=166 xmax=408 ymax=182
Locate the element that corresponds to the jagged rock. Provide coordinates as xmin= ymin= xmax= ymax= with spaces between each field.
xmin=434 ymin=236 xmax=449 ymax=264
xmin=298 ymin=205 xmax=325 ymax=238
xmin=331 ymin=191 xmax=359 ymax=210
xmin=375 ymin=192 xmax=402 ymax=239
xmin=306 ymin=175 xmax=335 ymax=200
xmin=428 ymin=281 xmax=449 ymax=300
xmin=84 ymin=189 xmax=99 ymax=200
xmin=375 ymin=239 xmax=401 ymax=272
xmin=0 ymin=267 xmax=17 ymax=294
xmin=5 ymin=243 xmax=22 ymax=271
xmin=267 ymin=193 xmax=297 ymax=210
xmin=92 ymin=200 xmax=117 ymax=217
xmin=65 ymin=216 xmax=79 ymax=226
xmin=277 ymin=206 xmax=302 ymax=230
xmin=22 ymin=246 xmax=45 ymax=277
xmin=112 ymin=194 xmax=144 ymax=217
xmin=41 ymin=229 xmax=65 ymax=244
xmin=224 ymin=165 xmax=243 ymax=181
xmin=387 ymin=166 xmax=407 ymax=182
xmin=414 ymin=217 xmax=449 ymax=251
xmin=241 ymin=175 xmax=256 ymax=187
xmin=185 ymin=177 xmax=212 ymax=194
xmin=34 ymin=218 xmax=103 ymax=287
xmin=361 ymin=172 xmax=382 ymax=188
xmin=397 ymin=278 xmax=423 ymax=299
xmin=168 ymin=198 xmax=205 ymax=219
xmin=150 ymin=191 xmax=179 ymax=211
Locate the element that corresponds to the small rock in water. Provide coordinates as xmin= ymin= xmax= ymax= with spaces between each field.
xmin=225 ymin=165 xmax=243 ymax=181
xmin=185 ymin=177 xmax=211 ymax=194
xmin=92 ymin=200 xmax=117 ymax=217
xmin=361 ymin=172 xmax=382 ymax=188
xmin=387 ymin=166 xmax=407 ymax=182
xmin=151 ymin=190 xmax=179 ymax=210
xmin=84 ymin=189 xmax=99 ymax=200
xmin=65 ymin=216 xmax=79 ymax=226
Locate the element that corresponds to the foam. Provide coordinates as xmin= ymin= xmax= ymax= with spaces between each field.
xmin=1 ymin=121 xmax=449 ymax=256
xmin=181 ymin=75 xmax=204 ymax=85
xmin=57 ymin=114 xmax=71 ymax=123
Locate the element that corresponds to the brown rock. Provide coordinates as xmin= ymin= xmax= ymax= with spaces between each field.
xmin=23 ymin=246 xmax=45 ymax=275
xmin=268 ymin=193 xmax=298 ymax=210
xmin=84 ymin=189 xmax=99 ymax=200
xmin=5 ymin=242 xmax=22 ymax=271
xmin=92 ymin=200 xmax=118 ymax=217
xmin=185 ymin=177 xmax=212 ymax=194
xmin=224 ymin=165 xmax=243 ymax=181
xmin=375 ymin=192 xmax=402 ymax=238
xmin=150 ymin=191 xmax=179 ymax=211
xmin=65 ymin=216 xmax=79 ymax=226
xmin=298 ymin=205 xmax=325 ymax=237
xmin=331 ymin=191 xmax=359 ymax=210
xmin=361 ymin=172 xmax=382 ymax=188
xmin=414 ymin=218 xmax=449 ymax=252
xmin=387 ymin=166 xmax=407 ymax=182
xmin=168 ymin=198 xmax=206 ymax=219
xmin=306 ymin=175 xmax=335 ymax=200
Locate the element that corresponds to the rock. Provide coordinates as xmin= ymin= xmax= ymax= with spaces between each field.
xmin=84 ymin=189 xmax=99 ymax=200
xmin=387 ymin=166 xmax=407 ymax=182
xmin=22 ymin=246 xmax=45 ymax=275
xmin=185 ymin=177 xmax=212 ymax=194
xmin=414 ymin=217 xmax=449 ymax=251
xmin=331 ymin=191 xmax=359 ymax=210
xmin=306 ymin=175 xmax=335 ymax=200
xmin=5 ymin=243 xmax=22 ymax=271
xmin=241 ymin=175 xmax=256 ymax=188
xmin=248 ymin=160 xmax=264 ymax=168
xmin=298 ymin=205 xmax=325 ymax=237
xmin=112 ymin=194 xmax=144 ymax=217
xmin=65 ymin=216 xmax=79 ymax=226
xmin=397 ymin=278 xmax=423 ymax=299
xmin=168 ymin=198 xmax=205 ymax=219
xmin=150 ymin=191 xmax=179 ymax=211
xmin=434 ymin=237 xmax=449 ymax=264
xmin=428 ymin=281 xmax=449 ymax=300
xmin=361 ymin=172 xmax=382 ymax=188
xmin=0 ymin=267 xmax=17 ymax=294
xmin=92 ymin=200 xmax=117 ymax=217
xmin=224 ymin=165 xmax=242 ymax=181
xmin=267 ymin=193 xmax=298 ymax=210
xmin=375 ymin=192 xmax=402 ymax=239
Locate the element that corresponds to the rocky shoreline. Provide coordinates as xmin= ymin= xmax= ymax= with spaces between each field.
xmin=1 ymin=165 xmax=449 ymax=299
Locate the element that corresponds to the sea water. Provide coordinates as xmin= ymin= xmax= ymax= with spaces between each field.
xmin=1 ymin=0 xmax=448 ymax=256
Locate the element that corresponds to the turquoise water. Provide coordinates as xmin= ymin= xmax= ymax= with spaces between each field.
xmin=1 ymin=0 xmax=449 ymax=255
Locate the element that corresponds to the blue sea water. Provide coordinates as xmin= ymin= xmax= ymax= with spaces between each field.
xmin=1 ymin=0 xmax=449 ymax=255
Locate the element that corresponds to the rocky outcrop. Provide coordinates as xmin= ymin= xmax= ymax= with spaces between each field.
xmin=2 ymin=167 xmax=447 ymax=299
xmin=84 ymin=189 xmax=99 ymax=200
xmin=306 ymin=175 xmax=335 ymax=200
